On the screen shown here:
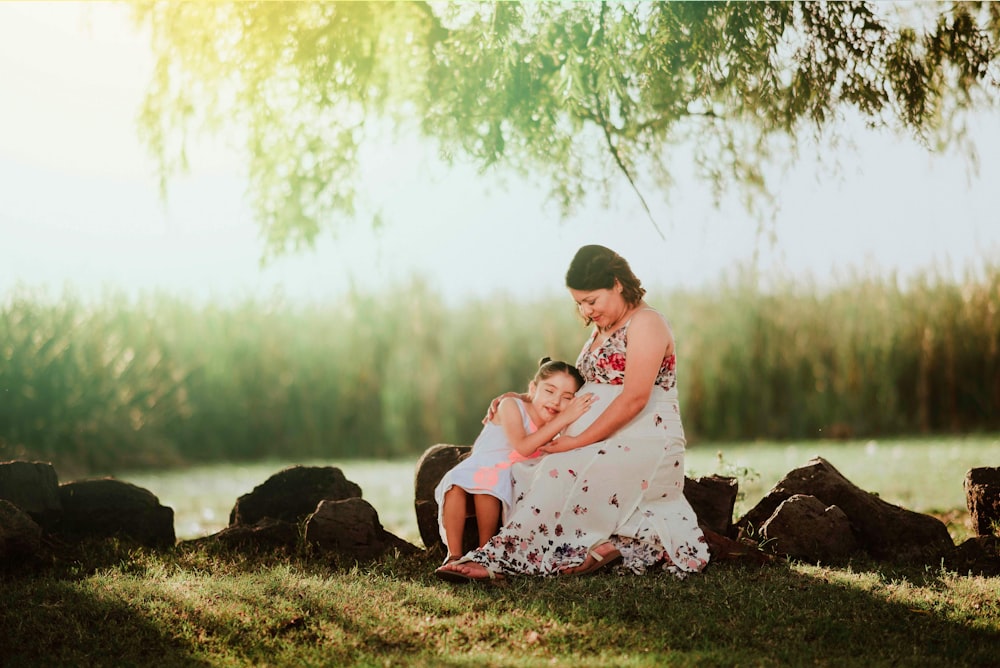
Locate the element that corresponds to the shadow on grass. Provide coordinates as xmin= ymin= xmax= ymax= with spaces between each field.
xmin=417 ymin=558 xmax=1000 ymax=666
xmin=0 ymin=579 xmax=209 ymax=668
xmin=3 ymin=543 xmax=997 ymax=667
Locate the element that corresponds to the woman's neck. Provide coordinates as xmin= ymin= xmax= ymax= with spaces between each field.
xmin=599 ymin=302 xmax=639 ymax=334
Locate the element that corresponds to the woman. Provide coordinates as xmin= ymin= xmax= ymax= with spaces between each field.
xmin=436 ymin=245 xmax=709 ymax=581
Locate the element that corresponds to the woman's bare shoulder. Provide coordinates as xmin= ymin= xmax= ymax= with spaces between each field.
xmin=629 ymin=307 xmax=673 ymax=350
xmin=631 ymin=306 xmax=670 ymax=330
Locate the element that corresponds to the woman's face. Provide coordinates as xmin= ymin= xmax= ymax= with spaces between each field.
xmin=569 ymin=285 xmax=624 ymax=328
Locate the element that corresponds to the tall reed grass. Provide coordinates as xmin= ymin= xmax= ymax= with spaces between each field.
xmin=671 ymin=262 xmax=1000 ymax=440
xmin=2 ymin=262 xmax=998 ymax=474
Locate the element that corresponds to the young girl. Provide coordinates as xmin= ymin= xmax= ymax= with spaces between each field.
xmin=434 ymin=358 xmax=594 ymax=565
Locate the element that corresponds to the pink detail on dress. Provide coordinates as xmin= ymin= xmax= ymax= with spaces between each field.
xmin=473 ymin=467 xmax=499 ymax=488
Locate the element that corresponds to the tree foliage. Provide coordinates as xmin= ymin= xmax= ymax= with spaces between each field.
xmin=134 ymin=1 xmax=1000 ymax=254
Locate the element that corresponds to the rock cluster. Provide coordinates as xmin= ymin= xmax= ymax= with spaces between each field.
xmin=0 ymin=460 xmax=175 ymax=561
xmin=192 ymin=465 xmax=418 ymax=560
xmin=0 ymin=461 xmax=418 ymax=566
xmin=2 ymin=453 xmax=997 ymax=575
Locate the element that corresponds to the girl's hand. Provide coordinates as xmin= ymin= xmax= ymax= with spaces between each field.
xmin=561 ymin=392 xmax=596 ymax=424
xmin=483 ymin=391 xmax=524 ymax=424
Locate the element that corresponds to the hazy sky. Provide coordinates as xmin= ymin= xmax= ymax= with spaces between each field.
xmin=2 ymin=2 xmax=998 ymax=306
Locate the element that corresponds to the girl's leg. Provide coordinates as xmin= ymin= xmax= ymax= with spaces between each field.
xmin=472 ymin=494 xmax=501 ymax=547
xmin=441 ymin=486 xmax=469 ymax=558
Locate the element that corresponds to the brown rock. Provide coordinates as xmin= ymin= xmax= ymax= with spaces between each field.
xmin=737 ymin=457 xmax=953 ymax=564
xmin=684 ymin=474 xmax=738 ymax=537
xmin=759 ymin=494 xmax=860 ymax=563
xmin=413 ymin=445 xmax=475 ymax=553
xmin=305 ymin=497 xmax=418 ymax=560
xmin=0 ymin=498 xmax=43 ymax=560
xmin=55 ymin=478 xmax=175 ymax=548
xmin=229 ymin=465 xmax=362 ymax=527
xmin=0 ymin=460 xmax=61 ymax=527
xmin=943 ymin=535 xmax=1000 ymax=577
xmin=186 ymin=517 xmax=300 ymax=552
xmin=964 ymin=467 xmax=1000 ymax=536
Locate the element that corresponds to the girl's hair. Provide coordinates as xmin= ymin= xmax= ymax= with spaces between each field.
xmin=533 ymin=356 xmax=585 ymax=391
xmin=565 ymin=244 xmax=646 ymax=306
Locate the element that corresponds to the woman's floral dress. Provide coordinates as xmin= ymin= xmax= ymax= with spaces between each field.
xmin=462 ymin=309 xmax=710 ymax=577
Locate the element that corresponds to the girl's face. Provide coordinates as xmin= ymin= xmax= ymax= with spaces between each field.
xmin=569 ymin=284 xmax=625 ymax=328
xmin=529 ymin=371 xmax=581 ymax=424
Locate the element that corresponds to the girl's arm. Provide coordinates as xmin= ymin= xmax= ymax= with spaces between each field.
xmin=497 ymin=395 xmax=592 ymax=457
xmin=540 ymin=310 xmax=670 ymax=454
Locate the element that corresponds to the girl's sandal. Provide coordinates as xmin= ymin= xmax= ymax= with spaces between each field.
xmin=566 ymin=541 xmax=623 ymax=576
xmin=435 ymin=559 xmax=505 ymax=584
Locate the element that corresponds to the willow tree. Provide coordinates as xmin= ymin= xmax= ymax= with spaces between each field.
xmin=134 ymin=1 xmax=1000 ymax=254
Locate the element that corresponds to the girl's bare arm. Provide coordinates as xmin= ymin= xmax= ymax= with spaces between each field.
xmin=496 ymin=396 xmax=593 ymax=456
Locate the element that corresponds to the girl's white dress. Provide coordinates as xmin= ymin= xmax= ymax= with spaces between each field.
xmin=460 ymin=311 xmax=710 ymax=577
xmin=434 ymin=399 xmax=538 ymax=547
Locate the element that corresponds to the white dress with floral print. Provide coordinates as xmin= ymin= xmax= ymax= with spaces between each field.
xmin=462 ymin=310 xmax=710 ymax=577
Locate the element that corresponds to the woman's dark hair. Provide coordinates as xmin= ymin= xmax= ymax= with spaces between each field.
xmin=565 ymin=244 xmax=646 ymax=306
xmin=534 ymin=356 xmax=585 ymax=390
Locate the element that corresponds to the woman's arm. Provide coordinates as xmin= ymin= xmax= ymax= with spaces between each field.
xmin=540 ymin=310 xmax=670 ymax=454
xmin=482 ymin=391 xmax=529 ymax=424
xmin=497 ymin=395 xmax=592 ymax=457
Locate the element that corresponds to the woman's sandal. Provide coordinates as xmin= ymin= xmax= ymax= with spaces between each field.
xmin=434 ymin=559 xmax=505 ymax=584
xmin=567 ymin=541 xmax=623 ymax=576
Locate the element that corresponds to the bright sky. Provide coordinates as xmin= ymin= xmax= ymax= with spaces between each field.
xmin=2 ymin=2 xmax=998 ymax=307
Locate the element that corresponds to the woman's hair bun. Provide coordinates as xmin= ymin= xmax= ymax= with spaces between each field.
xmin=538 ymin=356 xmax=552 ymax=366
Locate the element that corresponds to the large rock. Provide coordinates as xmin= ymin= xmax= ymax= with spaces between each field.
xmin=0 ymin=460 xmax=61 ymax=526
xmin=414 ymin=445 xmax=475 ymax=553
xmin=415 ymin=446 xmax=742 ymax=554
xmin=759 ymin=494 xmax=860 ymax=563
xmin=684 ymin=475 xmax=738 ymax=537
xmin=736 ymin=457 xmax=953 ymax=564
xmin=965 ymin=467 xmax=1000 ymax=536
xmin=305 ymin=498 xmax=419 ymax=561
xmin=229 ymin=465 xmax=362 ymax=527
xmin=54 ymin=478 xmax=175 ymax=548
xmin=0 ymin=498 xmax=43 ymax=560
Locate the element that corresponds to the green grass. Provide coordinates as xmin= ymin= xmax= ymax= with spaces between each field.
xmin=4 ymin=437 xmax=998 ymax=667
xmin=2 ymin=545 xmax=998 ymax=667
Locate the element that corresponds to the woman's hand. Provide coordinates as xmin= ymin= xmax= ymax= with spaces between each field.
xmin=483 ymin=391 xmax=525 ymax=424
xmin=539 ymin=434 xmax=582 ymax=454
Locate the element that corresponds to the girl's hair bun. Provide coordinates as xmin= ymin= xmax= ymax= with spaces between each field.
xmin=533 ymin=357 xmax=585 ymax=389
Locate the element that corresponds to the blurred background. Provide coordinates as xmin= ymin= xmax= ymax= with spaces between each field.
xmin=2 ymin=3 xmax=998 ymax=482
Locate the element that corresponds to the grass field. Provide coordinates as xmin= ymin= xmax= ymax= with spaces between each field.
xmin=117 ymin=435 xmax=1000 ymax=544
xmin=3 ymin=531 xmax=998 ymax=667
xmin=5 ymin=436 xmax=999 ymax=667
